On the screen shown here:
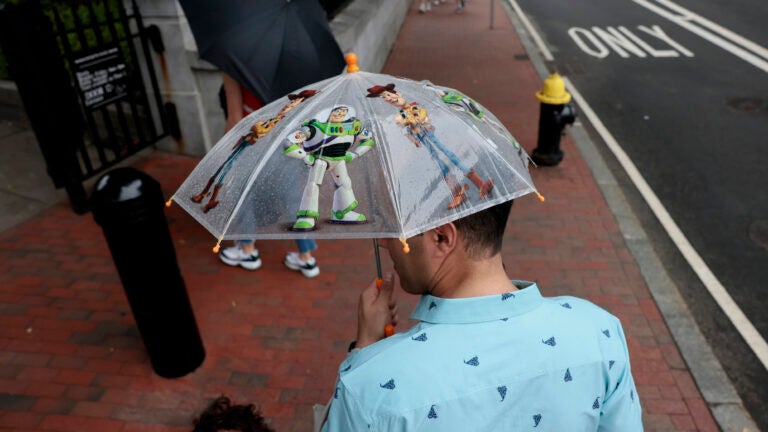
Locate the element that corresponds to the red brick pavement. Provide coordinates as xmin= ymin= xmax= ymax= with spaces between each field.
xmin=0 ymin=0 xmax=718 ymax=431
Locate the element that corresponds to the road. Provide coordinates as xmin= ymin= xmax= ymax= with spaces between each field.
xmin=509 ymin=0 xmax=768 ymax=427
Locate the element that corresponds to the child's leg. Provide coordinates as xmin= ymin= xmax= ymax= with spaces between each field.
xmin=295 ymin=239 xmax=317 ymax=262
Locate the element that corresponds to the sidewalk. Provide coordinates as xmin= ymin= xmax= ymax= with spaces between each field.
xmin=0 ymin=1 xmax=723 ymax=431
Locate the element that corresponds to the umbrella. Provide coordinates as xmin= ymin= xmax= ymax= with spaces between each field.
xmin=167 ymin=54 xmax=544 ymax=256
xmin=178 ymin=0 xmax=345 ymax=103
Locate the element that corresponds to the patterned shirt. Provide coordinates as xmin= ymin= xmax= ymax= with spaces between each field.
xmin=323 ymin=282 xmax=643 ymax=431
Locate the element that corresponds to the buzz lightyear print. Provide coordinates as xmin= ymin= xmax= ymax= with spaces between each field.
xmin=282 ymin=104 xmax=375 ymax=231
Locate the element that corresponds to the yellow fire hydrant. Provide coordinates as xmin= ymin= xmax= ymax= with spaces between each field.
xmin=531 ymin=72 xmax=576 ymax=167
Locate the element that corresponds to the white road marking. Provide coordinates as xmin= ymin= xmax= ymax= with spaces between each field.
xmin=653 ymin=0 xmax=768 ymax=61
xmin=569 ymin=25 xmax=693 ymax=58
xmin=563 ymin=76 xmax=768 ymax=371
xmin=507 ymin=0 xmax=554 ymax=61
xmin=636 ymin=25 xmax=694 ymax=57
xmin=631 ymin=0 xmax=768 ymax=73
xmin=619 ymin=26 xmax=681 ymax=57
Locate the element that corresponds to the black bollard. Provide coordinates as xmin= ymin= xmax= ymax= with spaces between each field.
xmin=91 ymin=167 xmax=205 ymax=378
xmin=531 ymin=73 xmax=576 ymax=167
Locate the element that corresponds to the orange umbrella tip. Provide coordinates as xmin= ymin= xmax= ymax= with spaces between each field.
xmin=165 ymin=197 xmax=173 ymax=207
xmin=384 ymin=324 xmax=395 ymax=337
xmin=400 ymin=238 xmax=410 ymax=254
xmin=536 ymin=192 xmax=546 ymax=202
xmin=345 ymin=53 xmax=360 ymax=73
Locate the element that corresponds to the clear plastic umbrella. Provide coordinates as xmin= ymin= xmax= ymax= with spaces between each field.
xmin=168 ymin=55 xmax=543 ymax=255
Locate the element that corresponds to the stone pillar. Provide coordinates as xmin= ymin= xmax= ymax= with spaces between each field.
xmin=128 ymin=0 xmax=223 ymax=156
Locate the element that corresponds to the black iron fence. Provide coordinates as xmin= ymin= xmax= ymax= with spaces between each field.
xmin=0 ymin=0 xmax=174 ymax=213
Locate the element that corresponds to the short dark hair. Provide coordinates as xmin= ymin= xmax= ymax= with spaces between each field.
xmin=453 ymin=200 xmax=513 ymax=259
xmin=192 ymin=396 xmax=274 ymax=432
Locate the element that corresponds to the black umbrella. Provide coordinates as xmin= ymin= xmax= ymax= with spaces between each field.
xmin=179 ymin=0 xmax=346 ymax=103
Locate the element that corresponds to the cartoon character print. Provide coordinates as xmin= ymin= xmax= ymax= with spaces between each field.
xmin=282 ymin=104 xmax=375 ymax=231
xmin=367 ymin=83 xmax=493 ymax=209
xmin=422 ymin=82 xmax=528 ymax=165
xmin=190 ymin=89 xmax=317 ymax=212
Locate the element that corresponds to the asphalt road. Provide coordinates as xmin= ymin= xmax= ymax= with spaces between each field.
xmin=510 ymin=0 xmax=768 ymax=427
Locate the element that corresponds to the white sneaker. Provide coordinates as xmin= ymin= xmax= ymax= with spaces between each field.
xmin=419 ymin=2 xmax=427 ymax=12
xmin=219 ymin=246 xmax=262 ymax=270
xmin=284 ymin=252 xmax=320 ymax=278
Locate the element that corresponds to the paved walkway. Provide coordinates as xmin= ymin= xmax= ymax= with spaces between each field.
xmin=0 ymin=1 xmax=722 ymax=431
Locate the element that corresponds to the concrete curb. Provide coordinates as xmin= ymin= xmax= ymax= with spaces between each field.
xmin=499 ymin=0 xmax=759 ymax=430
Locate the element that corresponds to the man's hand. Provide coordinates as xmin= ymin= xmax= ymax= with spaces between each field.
xmin=356 ymin=272 xmax=398 ymax=349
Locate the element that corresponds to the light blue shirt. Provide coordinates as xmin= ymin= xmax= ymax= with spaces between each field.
xmin=323 ymin=282 xmax=643 ymax=431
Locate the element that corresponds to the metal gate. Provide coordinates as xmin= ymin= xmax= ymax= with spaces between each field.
xmin=50 ymin=0 xmax=175 ymax=178
xmin=0 ymin=0 xmax=177 ymax=213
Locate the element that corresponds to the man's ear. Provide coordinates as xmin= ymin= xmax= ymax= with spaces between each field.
xmin=431 ymin=223 xmax=458 ymax=256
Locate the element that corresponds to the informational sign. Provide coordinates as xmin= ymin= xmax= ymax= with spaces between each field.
xmin=73 ymin=45 xmax=129 ymax=108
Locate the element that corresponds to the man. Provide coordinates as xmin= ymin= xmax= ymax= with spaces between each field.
xmin=323 ymin=201 xmax=643 ymax=431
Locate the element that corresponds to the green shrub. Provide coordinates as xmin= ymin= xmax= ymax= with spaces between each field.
xmin=0 ymin=0 xmax=126 ymax=80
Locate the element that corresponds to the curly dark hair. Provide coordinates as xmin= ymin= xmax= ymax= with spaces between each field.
xmin=192 ymin=396 xmax=274 ymax=432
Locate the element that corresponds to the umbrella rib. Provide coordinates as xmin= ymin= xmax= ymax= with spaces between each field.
xmin=358 ymin=72 xmax=408 ymax=238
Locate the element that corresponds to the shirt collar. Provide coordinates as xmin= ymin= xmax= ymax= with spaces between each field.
xmin=411 ymin=281 xmax=543 ymax=324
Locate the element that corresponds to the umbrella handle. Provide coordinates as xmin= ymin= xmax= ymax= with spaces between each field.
xmin=373 ymin=239 xmax=395 ymax=338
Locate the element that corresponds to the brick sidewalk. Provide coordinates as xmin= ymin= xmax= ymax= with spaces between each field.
xmin=0 ymin=0 xmax=718 ymax=431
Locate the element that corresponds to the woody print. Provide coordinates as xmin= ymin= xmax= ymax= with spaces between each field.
xmin=191 ymin=89 xmax=318 ymax=212
xmin=366 ymin=83 xmax=493 ymax=209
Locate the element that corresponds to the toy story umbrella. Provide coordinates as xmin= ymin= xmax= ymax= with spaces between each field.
xmin=178 ymin=0 xmax=345 ymax=103
xmin=168 ymin=54 xmax=543 ymax=256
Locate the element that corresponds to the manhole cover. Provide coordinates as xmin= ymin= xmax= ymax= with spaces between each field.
xmin=749 ymin=220 xmax=768 ymax=250
xmin=726 ymin=97 xmax=764 ymax=112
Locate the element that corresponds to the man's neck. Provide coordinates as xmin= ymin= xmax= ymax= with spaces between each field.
xmin=429 ymin=254 xmax=518 ymax=299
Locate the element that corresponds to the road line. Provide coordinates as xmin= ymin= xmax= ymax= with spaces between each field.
xmin=653 ymin=0 xmax=768 ymax=61
xmin=506 ymin=0 xmax=554 ymax=61
xmin=563 ymin=76 xmax=768 ymax=371
xmin=631 ymin=0 xmax=768 ymax=73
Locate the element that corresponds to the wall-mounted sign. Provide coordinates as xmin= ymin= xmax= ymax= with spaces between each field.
xmin=73 ymin=45 xmax=129 ymax=108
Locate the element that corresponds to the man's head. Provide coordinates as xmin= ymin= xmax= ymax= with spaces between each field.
xmin=380 ymin=200 xmax=513 ymax=295
xmin=453 ymin=200 xmax=513 ymax=259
